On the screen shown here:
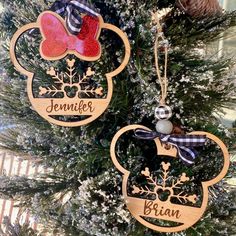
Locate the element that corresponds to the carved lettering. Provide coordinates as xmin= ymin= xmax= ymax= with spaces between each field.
xmin=144 ymin=200 xmax=181 ymax=219
xmin=144 ymin=200 xmax=153 ymax=215
xmin=46 ymin=99 xmax=95 ymax=114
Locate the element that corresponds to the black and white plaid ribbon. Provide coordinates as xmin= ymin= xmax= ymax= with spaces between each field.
xmin=134 ymin=128 xmax=207 ymax=165
xmin=50 ymin=0 xmax=99 ymax=35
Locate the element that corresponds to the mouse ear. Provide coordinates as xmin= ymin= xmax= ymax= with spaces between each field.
xmin=100 ymin=22 xmax=130 ymax=78
xmin=110 ymin=125 xmax=180 ymax=176
xmin=110 ymin=125 xmax=153 ymax=174
xmin=10 ymin=21 xmax=42 ymax=77
xmin=188 ymin=131 xmax=230 ymax=185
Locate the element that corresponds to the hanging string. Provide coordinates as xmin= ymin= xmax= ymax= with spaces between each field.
xmin=153 ymin=13 xmax=169 ymax=106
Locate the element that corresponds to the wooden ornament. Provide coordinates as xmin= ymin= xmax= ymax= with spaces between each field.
xmin=10 ymin=11 xmax=131 ymax=127
xmin=110 ymin=124 xmax=230 ymax=233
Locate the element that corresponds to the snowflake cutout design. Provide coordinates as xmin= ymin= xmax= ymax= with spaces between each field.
xmin=39 ymin=59 xmax=103 ymax=98
xmin=132 ymin=162 xmax=197 ymax=204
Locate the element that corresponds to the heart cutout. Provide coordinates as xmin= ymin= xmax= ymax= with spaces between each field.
xmin=64 ymin=85 xmax=78 ymax=98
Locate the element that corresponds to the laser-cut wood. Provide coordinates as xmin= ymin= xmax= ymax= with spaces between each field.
xmin=10 ymin=11 xmax=131 ymax=127
xmin=110 ymin=124 xmax=230 ymax=233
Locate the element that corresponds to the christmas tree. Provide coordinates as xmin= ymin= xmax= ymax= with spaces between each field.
xmin=0 ymin=0 xmax=236 ymax=235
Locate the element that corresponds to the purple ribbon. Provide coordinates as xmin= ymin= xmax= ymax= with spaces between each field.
xmin=134 ymin=129 xmax=207 ymax=165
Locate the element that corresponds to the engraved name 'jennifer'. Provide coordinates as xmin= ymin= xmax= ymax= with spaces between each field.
xmin=46 ymin=99 xmax=95 ymax=114
xmin=144 ymin=200 xmax=181 ymax=219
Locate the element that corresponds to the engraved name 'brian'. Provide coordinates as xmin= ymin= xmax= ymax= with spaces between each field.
xmin=46 ymin=99 xmax=95 ymax=114
xmin=144 ymin=200 xmax=181 ymax=219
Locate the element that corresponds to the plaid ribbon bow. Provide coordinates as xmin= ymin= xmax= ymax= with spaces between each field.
xmin=50 ymin=0 xmax=99 ymax=35
xmin=134 ymin=129 xmax=207 ymax=165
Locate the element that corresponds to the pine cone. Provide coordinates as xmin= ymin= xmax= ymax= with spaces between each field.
xmin=176 ymin=0 xmax=222 ymax=18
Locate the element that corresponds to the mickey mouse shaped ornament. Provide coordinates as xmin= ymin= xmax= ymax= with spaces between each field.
xmin=10 ymin=2 xmax=130 ymax=127
xmin=110 ymin=13 xmax=230 ymax=233
xmin=110 ymin=125 xmax=230 ymax=233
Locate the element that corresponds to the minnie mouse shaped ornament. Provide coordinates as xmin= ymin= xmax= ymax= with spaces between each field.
xmin=10 ymin=3 xmax=130 ymax=127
